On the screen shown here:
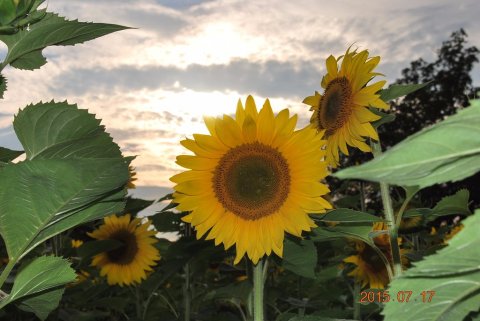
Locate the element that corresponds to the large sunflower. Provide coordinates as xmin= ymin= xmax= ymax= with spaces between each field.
xmin=171 ymin=95 xmax=331 ymax=264
xmin=303 ymin=47 xmax=389 ymax=166
xmin=88 ymin=214 xmax=160 ymax=286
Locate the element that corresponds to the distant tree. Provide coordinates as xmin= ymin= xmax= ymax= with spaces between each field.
xmin=380 ymin=28 xmax=479 ymax=147
xmin=332 ymin=29 xmax=480 ymax=210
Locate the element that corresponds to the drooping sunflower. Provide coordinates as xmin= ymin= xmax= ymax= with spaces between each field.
xmin=171 ymin=95 xmax=331 ymax=264
xmin=88 ymin=214 xmax=160 ymax=286
xmin=344 ymin=222 xmax=408 ymax=289
xmin=303 ymin=47 xmax=389 ymax=166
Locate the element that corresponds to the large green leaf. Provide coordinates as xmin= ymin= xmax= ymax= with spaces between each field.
xmin=379 ymin=82 xmax=430 ymax=102
xmin=334 ymin=100 xmax=480 ymax=189
xmin=0 ymin=101 xmax=128 ymax=260
xmin=0 ymin=256 xmax=75 ymax=311
xmin=0 ymin=158 xmax=127 ymax=259
xmin=283 ymin=239 xmax=317 ymax=279
xmin=403 ymin=189 xmax=471 ymax=221
xmin=9 ymin=49 xmax=46 ymax=70
xmin=17 ymin=288 xmax=64 ymax=321
xmin=382 ymin=211 xmax=480 ymax=321
xmin=0 ymin=12 xmax=129 ymax=70
xmin=14 ymin=101 xmax=122 ymax=160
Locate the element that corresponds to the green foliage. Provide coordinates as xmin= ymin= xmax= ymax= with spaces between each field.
xmin=283 ymin=239 xmax=317 ymax=279
xmin=0 ymin=0 xmax=17 ymax=26
xmin=0 ymin=256 xmax=76 ymax=316
xmin=0 ymin=147 xmax=23 ymax=163
xmin=0 ymin=74 xmax=6 ymax=98
xmin=379 ymin=83 xmax=431 ymax=102
xmin=121 ymin=196 xmax=156 ymax=215
xmin=311 ymin=224 xmax=373 ymax=245
xmin=0 ymin=12 xmax=129 ymax=70
xmin=288 ymin=317 xmax=356 ymax=321
xmin=404 ymin=189 xmax=471 ymax=221
xmin=0 ymin=101 xmax=129 ymax=261
xmin=17 ymin=288 xmax=65 ymax=321
xmin=334 ymin=100 xmax=480 ymax=189
xmin=382 ymin=211 xmax=480 ymax=321
xmin=315 ymin=209 xmax=383 ymax=223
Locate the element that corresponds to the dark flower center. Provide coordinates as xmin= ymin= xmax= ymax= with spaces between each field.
xmin=318 ymin=77 xmax=353 ymax=136
xmin=106 ymin=230 xmax=138 ymax=265
xmin=213 ymin=142 xmax=290 ymax=220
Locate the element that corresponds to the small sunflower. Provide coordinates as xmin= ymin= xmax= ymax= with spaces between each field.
xmin=171 ymin=95 xmax=331 ymax=264
xmin=444 ymin=224 xmax=464 ymax=242
xmin=344 ymin=222 xmax=408 ymax=289
xmin=88 ymin=214 xmax=160 ymax=286
xmin=127 ymin=165 xmax=137 ymax=189
xmin=71 ymin=239 xmax=83 ymax=248
xmin=399 ymin=215 xmax=423 ymax=232
xmin=303 ymin=47 xmax=389 ymax=166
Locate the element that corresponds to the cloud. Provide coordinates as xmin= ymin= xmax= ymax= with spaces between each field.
xmin=51 ymin=59 xmax=323 ymax=98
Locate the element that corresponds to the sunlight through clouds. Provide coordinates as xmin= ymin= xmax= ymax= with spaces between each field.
xmin=0 ymin=0 xmax=478 ymax=193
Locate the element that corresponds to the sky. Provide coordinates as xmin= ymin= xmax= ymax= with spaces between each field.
xmin=1 ymin=0 xmax=479 ymax=202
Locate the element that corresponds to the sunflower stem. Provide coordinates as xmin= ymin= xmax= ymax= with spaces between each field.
xmin=183 ymin=224 xmax=192 ymax=321
xmin=395 ymin=189 xmax=416 ymax=229
xmin=353 ymin=281 xmax=361 ymax=320
xmin=371 ymin=141 xmax=402 ymax=277
xmin=253 ymin=259 xmax=264 ymax=321
xmin=134 ymin=286 xmax=142 ymax=319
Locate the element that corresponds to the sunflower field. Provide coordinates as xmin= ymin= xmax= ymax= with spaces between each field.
xmin=0 ymin=2 xmax=479 ymax=321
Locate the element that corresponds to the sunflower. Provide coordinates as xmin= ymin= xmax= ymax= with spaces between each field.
xmin=444 ymin=224 xmax=464 ymax=242
xmin=171 ymin=95 xmax=331 ymax=264
xmin=88 ymin=214 xmax=160 ymax=286
xmin=344 ymin=222 xmax=408 ymax=289
xmin=71 ymin=239 xmax=83 ymax=248
xmin=127 ymin=165 xmax=137 ymax=189
xmin=303 ymin=47 xmax=389 ymax=166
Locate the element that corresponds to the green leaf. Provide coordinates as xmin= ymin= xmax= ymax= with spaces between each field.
xmin=283 ymin=239 xmax=317 ymax=279
xmin=310 ymin=225 xmax=373 ymax=245
xmin=17 ymin=287 xmax=64 ymax=321
xmin=404 ymin=189 xmax=471 ymax=221
xmin=0 ymin=159 xmax=127 ymax=259
xmin=0 ymin=0 xmax=16 ymax=26
xmin=0 ymin=101 xmax=129 ymax=260
xmin=371 ymin=109 xmax=395 ymax=128
xmin=334 ymin=100 xmax=480 ymax=189
xmin=14 ymin=101 xmax=123 ymax=160
xmin=379 ymin=82 xmax=430 ymax=102
xmin=9 ymin=49 xmax=46 ymax=70
xmin=0 ymin=147 xmax=23 ymax=162
xmin=0 ymin=256 xmax=76 ymax=311
xmin=315 ymin=209 xmax=383 ymax=223
xmin=0 ymin=74 xmax=7 ymax=98
xmin=151 ymin=211 xmax=182 ymax=232
xmin=382 ymin=211 xmax=480 ymax=321
xmin=121 ymin=197 xmax=155 ymax=215
xmin=0 ymin=12 xmax=129 ymax=70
